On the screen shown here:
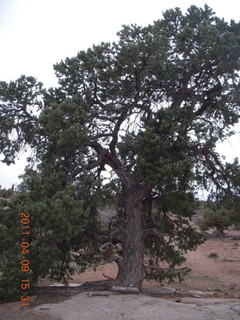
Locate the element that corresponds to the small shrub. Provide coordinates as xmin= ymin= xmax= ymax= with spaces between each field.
xmin=208 ymin=252 xmax=218 ymax=259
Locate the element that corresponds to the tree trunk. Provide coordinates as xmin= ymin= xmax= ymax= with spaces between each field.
xmin=115 ymin=191 xmax=145 ymax=291
xmin=216 ymin=226 xmax=225 ymax=238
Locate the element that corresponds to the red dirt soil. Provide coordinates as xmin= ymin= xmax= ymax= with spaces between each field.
xmin=70 ymin=235 xmax=240 ymax=292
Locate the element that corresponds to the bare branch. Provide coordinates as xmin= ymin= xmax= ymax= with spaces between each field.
xmin=99 ymin=242 xmax=113 ymax=253
xmin=71 ymin=158 xmax=104 ymax=178
xmin=102 ymin=273 xmax=114 ymax=281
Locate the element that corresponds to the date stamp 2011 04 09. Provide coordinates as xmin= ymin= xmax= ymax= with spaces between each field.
xmin=19 ymin=212 xmax=31 ymax=306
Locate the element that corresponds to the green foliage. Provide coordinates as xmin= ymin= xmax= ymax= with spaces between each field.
xmin=0 ymin=172 xmax=103 ymax=302
xmin=143 ymin=203 xmax=203 ymax=282
xmin=137 ymin=109 xmax=194 ymax=191
xmin=201 ymin=158 xmax=240 ymax=236
xmin=0 ymin=187 xmax=13 ymax=198
xmin=17 ymin=171 xmax=102 ymax=284
xmin=200 ymin=206 xmax=233 ymax=236
xmin=0 ymin=76 xmax=43 ymax=165
xmin=0 ymin=197 xmax=25 ymax=302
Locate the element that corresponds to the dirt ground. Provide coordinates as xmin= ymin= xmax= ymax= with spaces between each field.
xmin=0 ymin=233 xmax=239 ymax=319
xmin=171 ymin=235 xmax=240 ymax=293
xmin=69 ymin=234 xmax=240 ymax=294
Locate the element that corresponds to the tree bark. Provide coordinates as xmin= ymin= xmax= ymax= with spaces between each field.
xmin=115 ymin=190 xmax=145 ymax=291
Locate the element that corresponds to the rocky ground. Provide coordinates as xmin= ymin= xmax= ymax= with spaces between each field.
xmin=1 ymin=287 xmax=240 ymax=320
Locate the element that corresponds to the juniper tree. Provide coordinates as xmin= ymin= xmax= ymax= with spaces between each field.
xmin=1 ymin=5 xmax=240 ymax=291
xmin=201 ymin=158 xmax=240 ymax=236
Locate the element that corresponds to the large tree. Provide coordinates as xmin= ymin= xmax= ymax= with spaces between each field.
xmin=1 ymin=5 xmax=240 ymax=291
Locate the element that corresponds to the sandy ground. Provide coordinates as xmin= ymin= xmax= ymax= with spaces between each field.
xmin=174 ymin=236 xmax=240 ymax=292
xmin=69 ymin=235 xmax=240 ymax=293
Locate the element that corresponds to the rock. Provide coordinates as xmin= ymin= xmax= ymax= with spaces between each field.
xmin=231 ymin=306 xmax=240 ymax=315
xmin=189 ymin=290 xmax=207 ymax=296
xmin=188 ymin=290 xmax=216 ymax=298
xmin=31 ymin=293 xmax=240 ymax=320
xmin=143 ymin=286 xmax=176 ymax=296
xmin=231 ymin=235 xmax=240 ymax=240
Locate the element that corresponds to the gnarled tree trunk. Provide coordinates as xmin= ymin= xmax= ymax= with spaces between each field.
xmin=115 ymin=190 xmax=145 ymax=291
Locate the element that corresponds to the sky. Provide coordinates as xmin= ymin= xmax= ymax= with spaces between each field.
xmin=0 ymin=0 xmax=240 ymax=188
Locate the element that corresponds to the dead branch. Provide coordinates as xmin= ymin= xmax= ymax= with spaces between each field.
xmin=86 ymin=292 xmax=110 ymax=297
xmin=102 ymin=273 xmax=114 ymax=280
xmin=99 ymin=242 xmax=112 ymax=253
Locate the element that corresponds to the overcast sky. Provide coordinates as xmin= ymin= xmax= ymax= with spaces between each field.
xmin=0 ymin=0 xmax=240 ymax=188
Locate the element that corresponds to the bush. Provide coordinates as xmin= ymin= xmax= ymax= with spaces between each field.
xmin=200 ymin=206 xmax=234 ymax=237
xmin=0 ymin=177 xmax=102 ymax=302
xmin=0 ymin=209 xmax=28 ymax=302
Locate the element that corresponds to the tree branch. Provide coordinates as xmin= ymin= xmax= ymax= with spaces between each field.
xmin=194 ymin=83 xmax=222 ymax=117
xmin=109 ymin=107 xmax=129 ymax=157
xmin=99 ymin=242 xmax=123 ymax=268
xmin=143 ymin=228 xmax=161 ymax=239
